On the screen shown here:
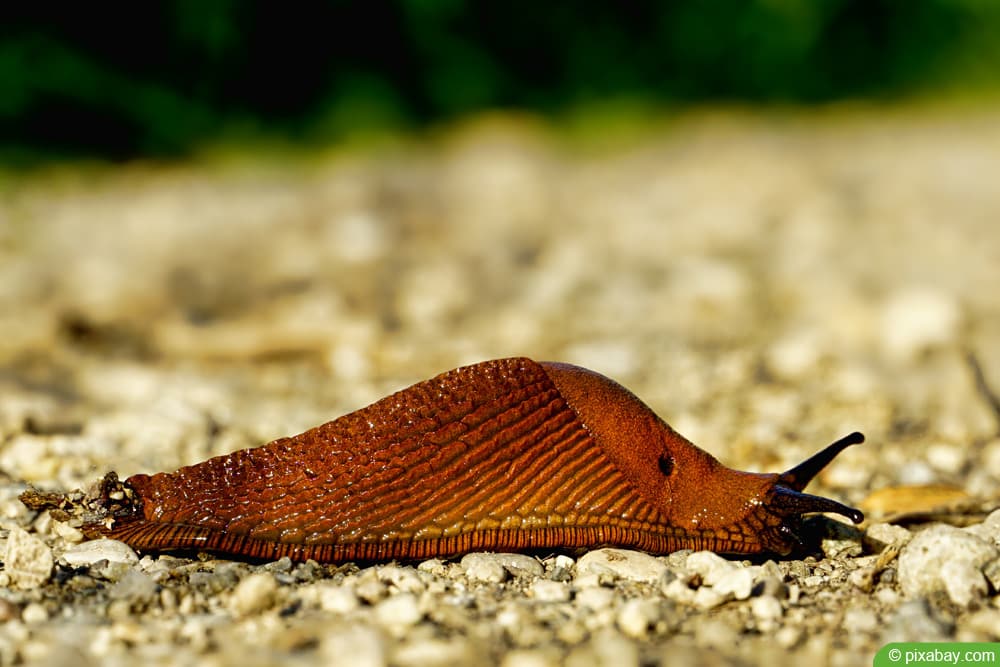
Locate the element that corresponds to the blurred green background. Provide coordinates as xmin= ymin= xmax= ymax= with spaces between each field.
xmin=2 ymin=0 xmax=999 ymax=163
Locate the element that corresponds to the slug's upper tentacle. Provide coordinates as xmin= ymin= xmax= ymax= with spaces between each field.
xmin=778 ymin=431 xmax=865 ymax=491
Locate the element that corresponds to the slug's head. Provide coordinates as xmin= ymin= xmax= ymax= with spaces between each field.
xmin=745 ymin=431 xmax=865 ymax=555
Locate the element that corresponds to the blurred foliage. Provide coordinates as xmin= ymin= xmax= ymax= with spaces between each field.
xmin=1 ymin=0 xmax=999 ymax=162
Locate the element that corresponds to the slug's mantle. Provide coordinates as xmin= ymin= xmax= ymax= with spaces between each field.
xmin=20 ymin=357 xmax=864 ymax=563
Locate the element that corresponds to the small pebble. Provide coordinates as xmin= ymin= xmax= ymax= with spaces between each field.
xmin=684 ymin=551 xmax=735 ymax=585
xmin=843 ymin=607 xmax=879 ymax=633
xmin=228 ymin=572 xmax=279 ymax=617
xmin=616 ymin=599 xmax=660 ymax=638
xmin=775 ymin=626 xmax=802 ymax=649
xmin=751 ymin=595 xmax=783 ymax=631
xmin=417 ymin=559 xmax=448 ymax=576
xmin=354 ymin=569 xmax=388 ymax=602
xmin=0 ymin=598 xmax=19 ymax=622
xmin=461 ymin=553 xmax=508 ymax=583
xmin=374 ymin=593 xmax=423 ymax=630
xmin=848 ymin=566 xmax=876 ymax=592
xmin=575 ymin=587 xmax=614 ymax=611
xmin=318 ymin=625 xmax=387 ymax=667
xmin=864 ymin=523 xmax=912 ymax=551
xmin=500 ymin=648 xmax=560 ymax=667
xmin=966 ymin=508 xmax=1000 ymax=547
xmin=492 ymin=553 xmax=545 ymax=578
xmin=110 ymin=569 xmax=157 ymax=604
xmin=575 ymin=548 xmax=667 ymax=584
xmin=377 ymin=564 xmax=425 ymax=593
xmin=530 ymin=579 xmax=570 ymax=602
xmin=693 ymin=587 xmax=727 ymax=610
xmin=963 ymin=609 xmax=1000 ymax=639
xmin=318 ymin=583 xmax=360 ymax=614
xmin=897 ymin=524 xmax=997 ymax=607
xmin=21 ymin=602 xmax=48 ymax=624
xmin=62 ymin=538 xmax=139 ymax=567
xmin=566 ymin=630 xmax=639 ymax=667
xmin=883 ymin=600 xmax=950 ymax=643
xmin=4 ymin=526 xmax=53 ymax=589
xmin=393 ymin=638 xmax=473 ymax=667
xmin=881 ymin=287 xmax=961 ymax=361
xmin=712 ymin=565 xmax=758 ymax=600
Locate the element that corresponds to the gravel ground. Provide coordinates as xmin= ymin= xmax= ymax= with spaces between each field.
xmin=1 ymin=104 xmax=1000 ymax=666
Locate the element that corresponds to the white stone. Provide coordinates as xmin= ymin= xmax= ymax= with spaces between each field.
xmin=575 ymin=549 xmax=667 ymax=584
xmin=898 ymin=524 xmax=997 ymax=607
xmin=684 ymin=550 xmax=736 ymax=586
xmin=766 ymin=330 xmax=824 ymax=381
xmin=751 ymin=595 xmax=783 ymax=624
xmin=21 ymin=603 xmax=49 ymax=624
xmin=460 ymin=553 xmax=507 ymax=583
xmin=4 ymin=526 xmax=53 ymax=589
xmin=616 ymin=599 xmax=660 ymax=638
xmin=712 ymin=565 xmax=758 ymax=600
xmin=661 ymin=579 xmax=696 ymax=605
xmin=62 ymin=539 xmax=139 ymax=566
xmin=843 ymin=607 xmax=879 ymax=633
xmin=319 ymin=584 xmax=359 ymax=614
xmin=377 ymin=564 xmax=425 ymax=593
xmin=500 ymin=649 xmax=560 ymax=667
xmin=866 ymin=523 xmax=913 ymax=548
xmin=566 ymin=629 xmax=639 ymax=667
xmin=965 ymin=508 xmax=1000 ymax=547
xmin=417 ymin=559 xmax=448 ymax=576
xmin=553 ymin=555 xmax=575 ymax=570
xmin=489 ymin=553 xmax=544 ymax=578
xmin=881 ymin=287 xmax=961 ymax=361
xmin=926 ymin=443 xmax=967 ymax=474
xmin=693 ymin=587 xmax=727 ymax=610
xmin=318 ymin=625 xmax=387 ymax=667
xmin=393 ymin=638 xmax=472 ymax=667
xmin=374 ymin=593 xmax=423 ymax=629
xmin=575 ymin=587 xmax=614 ymax=611
xmin=228 ymin=572 xmax=279 ymax=617
xmin=530 ymin=579 xmax=570 ymax=603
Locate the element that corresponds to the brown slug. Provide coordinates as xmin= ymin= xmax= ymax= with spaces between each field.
xmin=22 ymin=357 xmax=864 ymax=562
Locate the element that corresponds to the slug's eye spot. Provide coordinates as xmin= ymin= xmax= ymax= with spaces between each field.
xmin=658 ymin=454 xmax=674 ymax=477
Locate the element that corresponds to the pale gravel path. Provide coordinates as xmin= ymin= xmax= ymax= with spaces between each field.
xmin=1 ymin=104 xmax=1000 ymax=666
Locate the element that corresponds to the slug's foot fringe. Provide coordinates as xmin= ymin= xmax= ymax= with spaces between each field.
xmin=19 ymin=472 xmax=144 ymax=537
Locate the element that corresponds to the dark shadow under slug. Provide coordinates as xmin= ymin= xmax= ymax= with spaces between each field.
xmin=20 ymin=357 xmax=864 ymax=563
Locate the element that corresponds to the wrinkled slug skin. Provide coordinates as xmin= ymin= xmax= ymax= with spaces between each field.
xmin=83 ymin=357 xmax=857 ymax=562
